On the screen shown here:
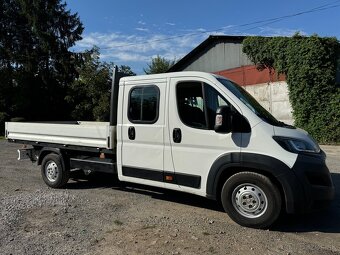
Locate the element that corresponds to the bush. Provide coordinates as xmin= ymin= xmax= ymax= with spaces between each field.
xmin=0 ymin=112 xmax=9 ymax=136
xmin=243 ymin=35 xmax=340 ymax=144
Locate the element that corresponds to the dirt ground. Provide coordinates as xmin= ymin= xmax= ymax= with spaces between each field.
xmin=0 ymin=140 xmax=339 ymax=255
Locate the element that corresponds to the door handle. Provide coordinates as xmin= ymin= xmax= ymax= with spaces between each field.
xmin=173 ymin=128 xmax=182 ymax=143
xmin=128 ymin=126 xmax=135 ymax=140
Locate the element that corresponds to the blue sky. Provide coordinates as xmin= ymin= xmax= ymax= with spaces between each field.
xmin=66 ymin=0 xmax=340 ymax=74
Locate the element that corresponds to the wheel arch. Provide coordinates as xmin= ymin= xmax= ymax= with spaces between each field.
xmin=215 ymin=166 xmax=285 ymax=210
xmin=206 ymin=152 xmax=304 ymax=214
xmin=40 ymin=150 xmax=70 ymax=188
xmin=37 ymin=147 xmax=68 ymax=170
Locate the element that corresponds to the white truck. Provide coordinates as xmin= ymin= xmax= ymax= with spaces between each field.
xmin=5 ymin=67 xmax=334 ymax=228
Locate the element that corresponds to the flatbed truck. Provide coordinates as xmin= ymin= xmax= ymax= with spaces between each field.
xmin=5 ymin=67 xmax=334 ymax=228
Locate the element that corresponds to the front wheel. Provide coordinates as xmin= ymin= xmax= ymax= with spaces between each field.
xmin=221 ymin=172 xmax=281 ymax=229
xmin=41 ymin=154 xmax=69 ymax=188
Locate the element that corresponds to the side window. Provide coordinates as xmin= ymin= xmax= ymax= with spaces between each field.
xmin=128 ymin=85 xmax=159 ymax=123
xmin=204 ymin=84 xmax=230 ymax=129
xmin=176 ymin=81 xmax=231 ymax=130
xmin=177 ymin=82 xmax=208 ymax=129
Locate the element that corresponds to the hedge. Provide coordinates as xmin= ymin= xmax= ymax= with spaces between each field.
xmin=243 ymin=34 xmax=340 ymax=144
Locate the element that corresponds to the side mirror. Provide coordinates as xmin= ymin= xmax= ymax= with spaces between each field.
xmin=214 ymin=106 xmax=232 ymax=133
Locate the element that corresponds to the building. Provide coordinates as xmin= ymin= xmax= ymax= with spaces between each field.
xmin=168 ymin=35 xmax=293 ymax=124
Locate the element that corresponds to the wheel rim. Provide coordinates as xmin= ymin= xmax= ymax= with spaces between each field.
xmin=232 ymin=183 xmax=268 ymax=218
xmin=45 ymin=160 xmax=59 ymax=182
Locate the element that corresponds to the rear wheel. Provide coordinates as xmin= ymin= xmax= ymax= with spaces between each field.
xmin=221 ymin=171 xmax=281 ymax=229
xmin=41 ymin=154 xmax=69 ymax=188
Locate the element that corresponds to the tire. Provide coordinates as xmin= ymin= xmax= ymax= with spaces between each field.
xmin=221 ymin=171 xmax=281 ymax=229
xmin=41 ymin=153 xmax=69 ymax=188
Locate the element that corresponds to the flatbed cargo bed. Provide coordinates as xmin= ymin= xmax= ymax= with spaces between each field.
xmin=5 ymin=121 xmax=116 ymax=149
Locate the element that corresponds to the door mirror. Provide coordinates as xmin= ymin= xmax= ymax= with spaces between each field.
xmin=214 ymin=106 xmax=232 ymax=133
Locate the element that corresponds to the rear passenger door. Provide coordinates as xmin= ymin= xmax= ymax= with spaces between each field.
xmin=120 ymin=81 xmax=166 ymax=187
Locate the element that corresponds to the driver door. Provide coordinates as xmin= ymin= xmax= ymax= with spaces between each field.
xmin=167 ymin=77 xmax=241 ymax=194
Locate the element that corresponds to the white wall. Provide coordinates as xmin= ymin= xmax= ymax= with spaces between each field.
xmin=243 ymin=81 xmax=294 ymax=125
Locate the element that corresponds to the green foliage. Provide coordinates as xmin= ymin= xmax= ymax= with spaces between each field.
xmin=66 ymin=47 xmax=136 ymax=121
xmin=0 ymin=112 xmax=9 ymax=136
xmin=65 ymin=47 xmax=111 ymax=121
xmin=0 ymin=0 xmax=83 ymax=121
xmin=243 ymin=35 xmax=340 ymax=143
xmin=119 ymin=65 xmax=136 ymax=76
xmin=144 ymin=55 xmax=176 ymax=74
xmin=0 ymin=0 xmax=137 ymax=130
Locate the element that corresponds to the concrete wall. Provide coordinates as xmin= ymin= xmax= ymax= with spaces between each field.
xmin=243 ymin=81 xmax=294 ymax=125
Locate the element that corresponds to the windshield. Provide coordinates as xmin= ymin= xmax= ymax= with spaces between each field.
xmin=217 ymin=78 xmax=284 ymax=126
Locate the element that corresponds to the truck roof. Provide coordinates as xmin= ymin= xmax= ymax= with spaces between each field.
xmin=120 ymin=71 xmax=222 ymax=83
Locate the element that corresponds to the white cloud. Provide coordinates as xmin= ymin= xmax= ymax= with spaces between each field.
xmin=73 ymin=25 xmax=307 ymax=74
xmin=73 ymin=31 xmax=206 ymax=73
xmin=256 ymin=26 xmax=307 ymax=37
xmin=135 ymin=27 xmax=149 ymax=32
xmin=166 ymin=22 xmax=176 ymax=26
xmin=101 ymin=52 xmax=150 ymax=62
xmin=180 ymin=28 xmax=207 ymax=33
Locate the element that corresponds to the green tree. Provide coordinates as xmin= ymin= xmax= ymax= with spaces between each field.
xmin=0 ymin=0 xmax=83 ymax=124
xmin=119 ymin=65 xmax=136 ymax=76
xmin=66 ymin=47 xmax=136 ymax=121
xmin=144 ymin=55 xmax=176 ymax=74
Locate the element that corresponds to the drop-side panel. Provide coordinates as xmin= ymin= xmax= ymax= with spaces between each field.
xmin=5 ymin=122 xmax=115 ymax=149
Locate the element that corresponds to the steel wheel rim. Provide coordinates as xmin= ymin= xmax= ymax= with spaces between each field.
xmin=45 ymin=160 xmax=59 ymax=182
xmin=232 ymin=183 xmax=268 ymax=218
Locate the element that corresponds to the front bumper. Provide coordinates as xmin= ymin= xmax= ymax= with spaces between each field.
xmin=285 ymin=150 xmax=335 ymax=213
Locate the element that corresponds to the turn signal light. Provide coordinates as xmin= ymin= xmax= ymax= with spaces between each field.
xmin=165 ymin=175 xmax=173 ymax=181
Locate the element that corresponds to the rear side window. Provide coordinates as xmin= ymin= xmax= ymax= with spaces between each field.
xmin=128 ymin=86 xmax=159 ymax=123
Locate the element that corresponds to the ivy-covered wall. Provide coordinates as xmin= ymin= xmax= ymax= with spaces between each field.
xmin=243 ymin=35 xmax=340 ymax=144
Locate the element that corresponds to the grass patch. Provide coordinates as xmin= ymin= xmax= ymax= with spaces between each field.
xmin=0 ymin=136 xmax=5 ymax=140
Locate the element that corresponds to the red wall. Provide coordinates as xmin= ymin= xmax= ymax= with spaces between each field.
xmin=214 ymin=65 xmax=286 ymax=86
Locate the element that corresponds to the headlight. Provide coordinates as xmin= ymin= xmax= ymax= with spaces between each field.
xmin=273 ymin=136 xmax=320 ymax=154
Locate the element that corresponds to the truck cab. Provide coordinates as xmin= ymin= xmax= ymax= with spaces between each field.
xmin=116 ymin=71 xmax=334 ymax=228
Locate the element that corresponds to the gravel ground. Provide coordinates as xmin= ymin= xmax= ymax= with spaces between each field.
xmin=0 ymin=140 xmax=339 ymax=255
